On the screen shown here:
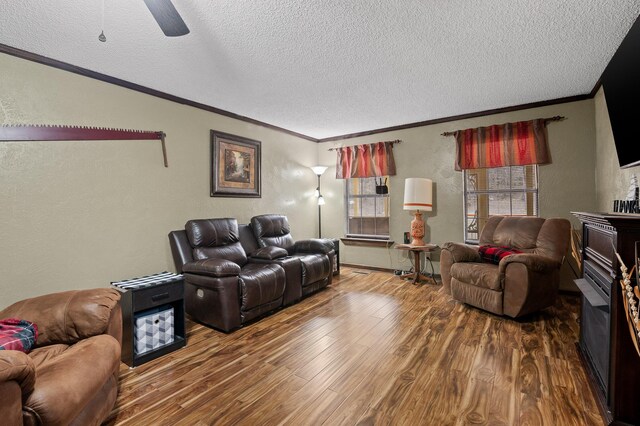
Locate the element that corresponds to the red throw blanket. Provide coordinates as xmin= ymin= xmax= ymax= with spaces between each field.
xmin=478 ymin=245 xmax=522 ymax=265
xmin=0 ymin=318 xmax=38 ymax=352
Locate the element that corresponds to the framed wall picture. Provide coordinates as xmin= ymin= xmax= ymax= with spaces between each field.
xmin=210 ymin=130 xmax=261 ymax=198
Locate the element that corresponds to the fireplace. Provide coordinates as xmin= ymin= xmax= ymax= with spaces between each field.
xmin=572 ymin=212 xmax=640 ymax=425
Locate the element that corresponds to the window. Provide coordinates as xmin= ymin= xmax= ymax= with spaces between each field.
xmin=464 ymin=165 xmax=538 ymax=243
xmin=345 ymin=177 xmax=390 ymax=239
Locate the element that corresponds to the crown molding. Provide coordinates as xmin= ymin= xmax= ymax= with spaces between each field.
xmin=0 ymin=43 xmax=319 ymax=142
xmin=317 ymin=94 xmax=591 ymax=142
xmin=1 ymin=43 xmax=601 ymax=144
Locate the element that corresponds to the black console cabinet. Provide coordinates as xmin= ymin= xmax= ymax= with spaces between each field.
xmin=572 ymin=212 xmax=640 ymax=425
xmin=114 ymin=276 xmax=186 ymax=367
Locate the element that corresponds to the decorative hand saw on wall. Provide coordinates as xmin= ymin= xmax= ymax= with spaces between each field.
xmin=0 ymin=125 xmax=169 ymax=167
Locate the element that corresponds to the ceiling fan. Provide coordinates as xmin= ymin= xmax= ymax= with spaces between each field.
xmin=143 ymin=0 xmax=190 ymax=37
xmin=98 ymin=0 xmax=189 ymax=42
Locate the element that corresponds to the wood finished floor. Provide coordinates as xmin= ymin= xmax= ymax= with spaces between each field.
xmin=106 ymin=267 xmax=602 ymax=426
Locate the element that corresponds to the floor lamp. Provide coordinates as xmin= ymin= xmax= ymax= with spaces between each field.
xmin=311 ymin=166 xmax=328 ymax=238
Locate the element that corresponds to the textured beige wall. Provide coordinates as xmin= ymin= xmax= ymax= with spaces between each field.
xmin=595 ymin=87 xmax=640 ymax=211
xmin=0 ymin=53 xmax=320 ymax=306
xmin=0 ymin=51 xmax=601 ymax=306
xmin=318 ymin=99 xmax=597 ymax=289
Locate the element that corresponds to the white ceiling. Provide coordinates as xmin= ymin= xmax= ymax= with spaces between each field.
xmin=0 ymin=1 xmax=639 ymax=139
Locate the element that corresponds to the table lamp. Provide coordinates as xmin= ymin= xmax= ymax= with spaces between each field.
xmin=403 ymin=178 xmax=433 ymax=246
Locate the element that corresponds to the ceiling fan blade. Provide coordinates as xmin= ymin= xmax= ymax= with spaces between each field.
xmin=143 ymin=0 xmax=190 ymax=37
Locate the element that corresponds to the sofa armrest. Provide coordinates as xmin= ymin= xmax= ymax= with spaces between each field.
xmin=251 ymin=246 xmax=289 ymax=260
xmin=441 ymin=242 xmax=481 ymax=263
xmin=0 ymin=350 xmax=35 ymax=399
xmin=500 ymin=253 xmax=561 ymax=274
xmin=294 ymin=239 xmax=334 ymax=255
xmin=182 ymin=259 xmax=241 ymax=277
xmin=501 ymin=253 xmax=562 ymax=317
xmin=168 ymin=230 xmax=195 ymax=273
xmin=0 ymin=289 xmax=121 ymax=347
xmin=23 ymin=334 xmax=120 ymax=425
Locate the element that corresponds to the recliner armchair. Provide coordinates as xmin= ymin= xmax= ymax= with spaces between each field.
xmin=171 ymin=218 xmax=286 ymax=332
xmin=236 ymin=224 xmax=305 ymax=306
xmin=250 ymin=214 xmax=334 ymax=297
xmin=0 ymin=288 xmax=122 ymax=425
xmin=441 ymin=216 xmax=570 ymax=318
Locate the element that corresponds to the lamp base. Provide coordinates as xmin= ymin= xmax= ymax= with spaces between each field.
xmin=410 ymin=211 xmax=426 ymax=246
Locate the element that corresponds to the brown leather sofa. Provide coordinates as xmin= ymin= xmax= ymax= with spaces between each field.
xmin=0 ymin=288 xmax=122 ymax=426
xmin=168 ymin=216 xmax=334 ymax=332
xmin=441 ymin=216 xmax=571 ymax=318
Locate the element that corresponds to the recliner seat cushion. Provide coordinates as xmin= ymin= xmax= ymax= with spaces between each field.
xmin=450 ymin=262 xmax=501 ymax=291
xmin=239 ymin=263 xmax=286 ymax=311
xmin=294 ymin=254 xmax=331 ymax=286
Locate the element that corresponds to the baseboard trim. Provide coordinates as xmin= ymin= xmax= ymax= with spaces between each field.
xmin=341 ymin=263 xmax=442 ymax=280
xmin=341 ymin=263 xmax=395 ymax=273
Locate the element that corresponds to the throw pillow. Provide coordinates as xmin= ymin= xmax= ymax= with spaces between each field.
xmin=478 ymin=245 xmax=522 ymax=265
xmin=0 ymin=318 xmax=38 ymax=353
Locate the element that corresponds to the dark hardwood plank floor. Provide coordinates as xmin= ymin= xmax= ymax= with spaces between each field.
xmin=106 ymin=267 xmax=601 ymax=425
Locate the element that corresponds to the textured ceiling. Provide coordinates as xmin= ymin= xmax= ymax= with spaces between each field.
xmin=0 ymin=1 xmax=639 ymax=139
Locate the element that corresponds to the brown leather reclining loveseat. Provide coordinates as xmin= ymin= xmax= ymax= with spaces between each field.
xmin=0 ymin=288 xmax=122 ymax=426
xmin=168 ymin=215 xmax=333 ymax=332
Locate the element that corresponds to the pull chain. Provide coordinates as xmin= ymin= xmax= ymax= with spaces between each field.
xmin=98 ymin=0 xmax=106 ymax=42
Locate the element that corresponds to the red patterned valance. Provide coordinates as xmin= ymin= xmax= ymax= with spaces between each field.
xmin=453 ymin=119 xmax=551 ymax=170
xmin=335 ymin=141 xmax=397 ymax=179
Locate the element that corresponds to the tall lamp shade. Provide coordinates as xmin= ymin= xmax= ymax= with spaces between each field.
xmin=403 ymin=178 xmax=433 ymax=246
xmin=311 ymin=166 xmax=328 ymax=176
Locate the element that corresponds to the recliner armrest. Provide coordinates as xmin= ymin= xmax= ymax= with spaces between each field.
xmin=23 ymin=334 xmax=120 ymax=425
xmin=0 ymin=350 xmax=35 ymax=399
xmin=182 ymin=259 xmax=241 ymax=277
xmin=500 ymin=253 xmax=561 ymax=273
xmin=251 ymin=246 xmax=289 ymax=260
xmin=294 ymin=239 xmax=334 ymax=254
xmin=441 ymin=242 xmax=481 ymax=263
xmin=168 ymin=230 xmax=194 ymax=273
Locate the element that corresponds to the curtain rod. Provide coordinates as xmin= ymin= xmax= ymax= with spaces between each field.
xmin=440 ymin=116 xmax=566 ymax=137
xmin=327 ymin=139 xmax=402 ymax=151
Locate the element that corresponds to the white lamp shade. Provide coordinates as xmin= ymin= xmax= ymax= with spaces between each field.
xmin=311 ymin=166 xmax=328 ymax=176
xmin=318 ymin=195 xmax=326 ymax=205
xmin=403 ymin=178 xmax=433 ymax=211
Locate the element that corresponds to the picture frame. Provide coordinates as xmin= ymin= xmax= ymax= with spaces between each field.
xmin=210 ymin=130 xmax=261 ymax=198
